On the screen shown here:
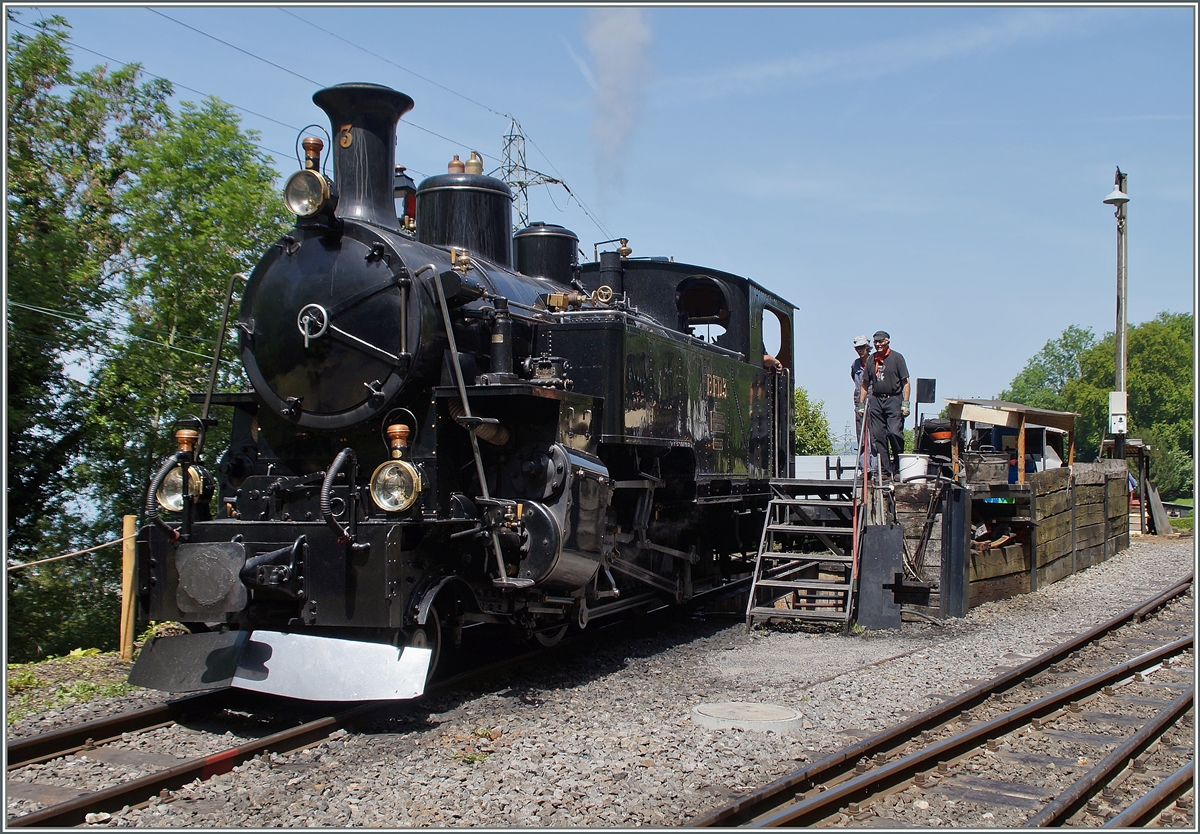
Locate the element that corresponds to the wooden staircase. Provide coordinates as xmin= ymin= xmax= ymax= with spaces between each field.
xmin=745 ymin=478 xmax=862 ymax=630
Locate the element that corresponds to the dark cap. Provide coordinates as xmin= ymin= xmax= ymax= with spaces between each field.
xmin=872 ymin=330 xmax=890 ymax=341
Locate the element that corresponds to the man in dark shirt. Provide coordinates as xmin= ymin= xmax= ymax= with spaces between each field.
xmin=857 ymin=330 xmax=910 ymax=480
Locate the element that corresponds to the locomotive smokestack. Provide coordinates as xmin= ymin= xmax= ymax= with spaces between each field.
xmin=312 ymin=83 xmax=414 ymax=231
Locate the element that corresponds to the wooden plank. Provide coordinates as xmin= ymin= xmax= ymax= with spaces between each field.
xmin=1037 ymin=551 xmax=1077 ymax=587
xmin=1034 ymin=488 xmax=1070 ymax=517
xmin=969 ymin=543 xmax=1029 ymax=582
xmin=1106 ymin=478 xmax=1127 ymax=501
xmin=1030 ymin=466 xmax=1071 ymax=496
xmin=1036 ymin=530 xmax=1073 ymax=564
xmin=1075 ymin=523 xmax=1107 ymax=550
xmin=1073 ymin=503 xmax=1105 ymax=528
xmin=1075 ymin=542 xmax=1107 ymax=570
xmin=968 ymin=572 xmax=1030 ymax=607
xmin=1072 ymin=464 xmax=1107 ymax=485
xmin=1074 ymin=483 xmax=1104 ymax=504
xmin=949 ymin=402 xmax=1023 ymax=429
xmin=1035 ymin=511 xmax=1072 ymax=544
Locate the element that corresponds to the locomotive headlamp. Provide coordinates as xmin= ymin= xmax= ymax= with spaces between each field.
xmin=156 ymin=464 xmax=205 ymax=512
xmin=369 ymin=459 xmax=421 ymax=512
xmin=283 ymin=169 xmax=331 ymax=217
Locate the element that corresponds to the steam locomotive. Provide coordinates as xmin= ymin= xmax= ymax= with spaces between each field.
xmin=129 ymin=83 xmax=796 ymax=701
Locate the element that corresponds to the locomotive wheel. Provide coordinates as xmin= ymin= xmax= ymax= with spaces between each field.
xmin=400 ymin=605 xmax=442 ymax=681
xmin=531 ymin=624 xmax=569 ymax=648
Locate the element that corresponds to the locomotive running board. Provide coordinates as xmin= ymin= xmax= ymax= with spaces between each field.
xmin=129 ymin=631 xmax=432 ymax=701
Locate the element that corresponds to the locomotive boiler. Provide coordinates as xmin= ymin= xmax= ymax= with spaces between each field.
xmin=129 ymin=83 xmax=796 ymax=700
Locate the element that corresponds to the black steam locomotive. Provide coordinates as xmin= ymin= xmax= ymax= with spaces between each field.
xmin=130 ymin=83 xmax=796 ymax=701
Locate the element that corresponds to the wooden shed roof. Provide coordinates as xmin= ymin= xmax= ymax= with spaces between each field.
xmin=943 ymin=398 xmax=1078 ymax=434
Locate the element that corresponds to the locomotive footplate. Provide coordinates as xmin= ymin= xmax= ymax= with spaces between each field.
xmin=129 ymin=629 xmax=433 ymax=701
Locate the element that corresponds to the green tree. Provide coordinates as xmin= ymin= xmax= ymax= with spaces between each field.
xmin=5 ymin=16 xmax=289 ymax=661
xmin=6 ymin=12 xmax=171 ymax=557
xmin=1002 ymin=313 xmax=1193 ymax=499
xmin=999 ymin=325 xmax=1097 ymax=411
xmin=78 ymin=98 xmax=290 ymax=528
xmin=1062 ymin=312 xmax=1194 ymax=498
xmin=794 ymin=386 xmax=834 ymax=456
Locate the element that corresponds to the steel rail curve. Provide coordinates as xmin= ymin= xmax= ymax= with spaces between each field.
xmin=745 ymin=636 xmax=1192 ymax=827
xmin=8 ymin=581 xmax=748 ymax=828
xmin=1102 ymin=761 xmax=1195 ymax=828
xmin=5 ymin=691 xmax=232 ymax=770
xmin=690 ymin=572 xmax=1194 ymax=827
xmin=1023 ymin=687 xmax=1193 ymax=827
xmin=6 ymin=700 xmax=385 ymax=828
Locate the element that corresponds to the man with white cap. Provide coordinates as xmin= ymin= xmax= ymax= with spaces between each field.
xmin=850 ymin=335 xmax=871 ymax=437
xmin=858 ymin=330 xmax=910 ymax=480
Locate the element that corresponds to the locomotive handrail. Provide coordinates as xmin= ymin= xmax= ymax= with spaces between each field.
xmin=421 ymin=263 xmax=533 ymax=590
xmin=198 ymin=272 xmax=246 ymax=456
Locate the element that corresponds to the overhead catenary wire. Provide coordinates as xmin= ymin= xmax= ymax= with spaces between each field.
xmin=8 ymin=17 xmax=299 ymax=163
xmin=18 ymin=7 xmax=611 ymax=243
xmin=8 ymin=302 xmax=238 ymax=363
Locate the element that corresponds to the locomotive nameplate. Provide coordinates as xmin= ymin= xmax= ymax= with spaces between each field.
xmin=706 ymin=373 xmax=728 ymax=399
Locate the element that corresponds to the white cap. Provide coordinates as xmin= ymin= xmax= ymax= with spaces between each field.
xmin=852 ymin=335 xmax=869 ymax=348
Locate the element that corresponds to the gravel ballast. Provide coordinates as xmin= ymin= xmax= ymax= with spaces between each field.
xmin=8 ymin=536 xmax=1194 ymax=827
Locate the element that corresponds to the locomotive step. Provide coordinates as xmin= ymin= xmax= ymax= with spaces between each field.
xmin=765 ymin=524 xmax=854 ymax=536
xmin=747 ymin=606 xmax=848 ymax=622
xmin=752 ymin=578 xmax=853 ymax=591
xmin=756 ymin=551 xmax=854 ymax=564
xmin=769 ymin=478 xmax=857 ymax=489
xmin=769 ymin=498 xmax=854 ymax=508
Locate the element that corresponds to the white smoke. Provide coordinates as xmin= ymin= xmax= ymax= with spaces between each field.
xmin=583 ymin=8 xmax=653 ymax=193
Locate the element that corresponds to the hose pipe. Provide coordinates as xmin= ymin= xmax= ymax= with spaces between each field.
xmin=321 ymin=448 xmax=357 ymax=545
xmin=448 ymin=399 xmax=510 ymax=445
xmin=146 ymin=451 xmax=188 ymax=543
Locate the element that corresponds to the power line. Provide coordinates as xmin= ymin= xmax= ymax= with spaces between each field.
xmin=279 ymin=8 xmax=511 ymax=120
xmin=273 ymin=8 xmax=610 ymax=236
xmin=19 ymin=7 xmax=611 ymax=239
xmin=7 ymin=17 xmax=298 ymax=163
xmin=8 ymin=303 xmax=238 ymax=364
xmin=146 ymin=8 xmax=323 ymax=87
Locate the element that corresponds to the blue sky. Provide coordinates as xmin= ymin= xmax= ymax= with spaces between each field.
xmin=12 ymin=4 xmax=1195 ymax=443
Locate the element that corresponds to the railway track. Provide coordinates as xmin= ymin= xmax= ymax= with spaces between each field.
xmin=5 ymin=582 xmax=746 ymax=828
xmin=692 ymin=573 xmax=1194 ymax=828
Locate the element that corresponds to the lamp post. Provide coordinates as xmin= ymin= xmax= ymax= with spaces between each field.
xmin=1103 ymin=168 xmax=1130 ymax=459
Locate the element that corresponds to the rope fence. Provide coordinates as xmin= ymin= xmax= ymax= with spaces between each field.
xmin=6 ymin=527 xmax=148 ymax=572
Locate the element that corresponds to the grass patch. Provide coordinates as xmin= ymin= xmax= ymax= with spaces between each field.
xmin=1169 ymin=516 xmax=1193 ymax=531
xmin=6 ymin=651 xmax=136 ymax=726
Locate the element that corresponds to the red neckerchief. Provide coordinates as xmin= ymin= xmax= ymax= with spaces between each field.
xmin=873 ymin=346 xmax=890 ymax=373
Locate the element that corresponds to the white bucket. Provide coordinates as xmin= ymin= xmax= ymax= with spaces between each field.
xmin=898 ymin=454 xmax=930 ymax=483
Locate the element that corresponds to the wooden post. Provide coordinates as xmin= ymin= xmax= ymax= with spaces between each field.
xmin=120 ymin=515 xmax=137 ymax=661
xmin=1017 ymin=413 xmax=1027 ymax=486
xmin=1067 ymin=430 xmax=1075 ymax=466
xmin=950 ymin=419 xmax=961 ymax=480
xmin=1029 ymin=478 xmax=1039 ymax=593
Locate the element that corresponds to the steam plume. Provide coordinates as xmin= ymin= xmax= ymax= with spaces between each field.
xmin=583 ymin=8 xmax=653 ymax=193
